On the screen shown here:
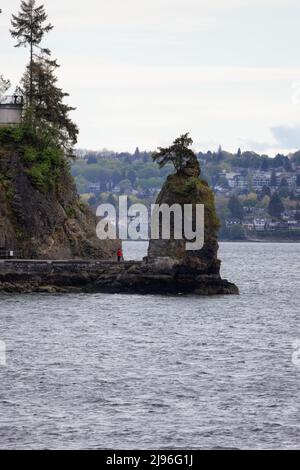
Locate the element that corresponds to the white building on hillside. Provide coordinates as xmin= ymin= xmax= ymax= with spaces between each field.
xmin=0 ymin=95 xmax=23 ymax=126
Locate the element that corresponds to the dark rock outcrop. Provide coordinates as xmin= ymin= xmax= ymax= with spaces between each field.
xmin=146 ymin=156 xmax=238 ymax=294
xmin=0 ymin=149 xmax=117 ymax=259
xmin=0 ymin=258 xmax=238 ymax=295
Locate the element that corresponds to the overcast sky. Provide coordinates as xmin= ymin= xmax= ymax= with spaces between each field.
xmin=1 ymin=0 xmax=300 ymax=154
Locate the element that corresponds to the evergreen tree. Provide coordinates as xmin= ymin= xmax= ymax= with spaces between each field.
xmin=278 ymin=177 xmax=290 ymax=198
xmin=227 ymin=195 xmax=244 ymax=222
xmin=283 ymin=157 xmax=293 ymax=172
xmin=134 ymin=147 xmax=140 ymax=159
xmin=11 ymin=1 xmax=78 ymax=155
xmin=10 ymin=0 xmax=53 ymax=106
xmin=270 ymin=169 xmax=277 ymax=187
xmin=260 ymin=158 xmax=269 ymax=171
xmin=215 ymin=144 xmax=223 ymax=163
xmin=268 ymin=192 xmax=284 ymax=218
xmin=153 ymin=133 xmax=197 ymax=173
xmin=111 ymin=170 xmax=122 ymax=187
xmin=20 ymin=57 xmax=78 ymax=153
xmin=237 ymin=148 xmax=242 ymax=158
xmin=127 ymin=169 xmax=137 ymax=186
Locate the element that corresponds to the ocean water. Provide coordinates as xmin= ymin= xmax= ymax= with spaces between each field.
xmin=0 ymin=242 xmax=299 ymax=450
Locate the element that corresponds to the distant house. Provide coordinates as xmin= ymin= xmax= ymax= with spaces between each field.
xmin=267 ymin=221 xmax=289 ymax=231
xmin=267 ymin=221 xmax=280 ymax=231
xmin=112 ymin=186 xmax=121 ymax=194
xmin=243 ymin=206 xmax=254 ymax=213
xmin=88 ymin=182 xmax=101 ymax=192
xmin=214 ymin=186 xmax=228 ymax=194
xmin=242 ymin=222 xmax=254 ymax=231
xmin=251 ymin=172 xmax=271 ymax=190
xmin=225 ymin=172 xmax=239 ymax=189
xmin=276 ymin=173 xmax=297 ymax=189
xmin=226 ymin=218 xmax=241 ymax=226
xmin=282 ymin=210 xmax=296 ymax=221
xmin=253 ymin=219 xmax=267 ymax=231
xmin=288 ymin=220 xmax=300 ymax=229
xmin=224 ymin=172 xmax=249 ymax=192
xmin=233 ymin=173 xmax=248 ymax=191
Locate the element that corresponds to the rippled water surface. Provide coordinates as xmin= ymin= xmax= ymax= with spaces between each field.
xmin=0 ymin=242 xmax=299 ymax=449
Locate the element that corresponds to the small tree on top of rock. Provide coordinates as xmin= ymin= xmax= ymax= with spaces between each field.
xmin=152 ymin=133 xmax=197 ymax=174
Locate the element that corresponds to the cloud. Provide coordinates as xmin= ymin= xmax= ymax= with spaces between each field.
xmin=243 ymin=125 xmax=300 ymax=153
xmin=271 ymin=125 xmax=300 ymax=149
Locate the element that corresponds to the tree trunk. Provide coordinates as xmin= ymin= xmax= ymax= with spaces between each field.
xmin=29 ymin=9 xmax=33 ymax=108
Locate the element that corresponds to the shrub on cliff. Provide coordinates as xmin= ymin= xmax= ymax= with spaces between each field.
xmin=0 ymin=124 xmax=65 ymax=191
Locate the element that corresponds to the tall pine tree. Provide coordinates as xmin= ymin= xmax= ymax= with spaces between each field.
xmin=20 ymin=57 xmax=78 ymax=154
xmin=11 ymin=1 xmax=78 ymax=155
xmin=10 ymin=0 xmax=53 ymax=106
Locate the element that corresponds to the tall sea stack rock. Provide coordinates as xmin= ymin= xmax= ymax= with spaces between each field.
xmin=148 ymin=155 xmax=220 ymax=274
xmin=0 ymin=147 xmax=117 ymax=260
xmin=143 ymin=155 xmax=238 ymax=294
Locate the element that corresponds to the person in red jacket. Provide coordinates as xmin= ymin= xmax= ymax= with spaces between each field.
xmin=117 ymin=247 xmax=123 ymax=262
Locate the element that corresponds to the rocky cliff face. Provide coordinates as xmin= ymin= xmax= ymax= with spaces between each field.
xmin=148 ymin=156 xmax=220 ymax=272
xmin=146 ymin=156 xmax=238 ymax=294
xmin=0 ymin=148 xmax=117 ymax=259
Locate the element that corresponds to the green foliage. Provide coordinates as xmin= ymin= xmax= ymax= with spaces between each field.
xmin=119 ymin=179 xmax=132 ymax=193
xmin=71 ymin=157 xmax=170 ymax=195
xmin=0 ymin=123 xmax=64 ymax=191
xmin=0 ymin=125 xmax=26 ymax=145
xmin=26 ymin=163 xmax=49 ymax=189
xmin=137 ymin=177 xmax=164 ymax=190
xmin=23 ymin=146 xmax=38 ymax=163
xmin=65 ymin=206 xmax=76 ymax=218
xmin=183 ymin=177 xmax=198 ymax=194
xmin=278 ymin=186 xmax=290 ymax=199
xmin=162 ymin=173 xmax=220 ymax=233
